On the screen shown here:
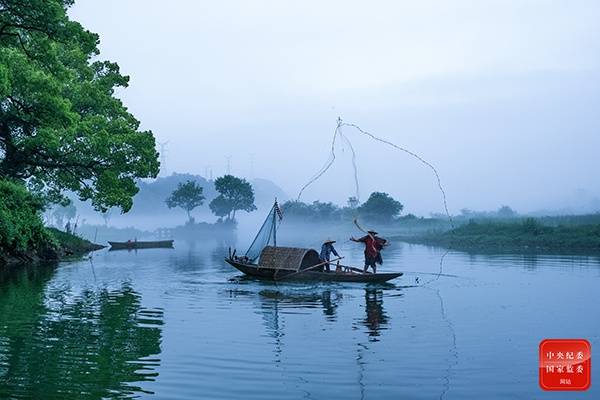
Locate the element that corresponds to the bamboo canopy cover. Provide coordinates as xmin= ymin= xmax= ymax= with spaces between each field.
xmin=259 ymin=246 xmax=321 ymax=271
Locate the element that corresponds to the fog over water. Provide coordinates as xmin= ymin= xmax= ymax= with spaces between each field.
xmin=70 ymin=1 xmax=600 ymax=216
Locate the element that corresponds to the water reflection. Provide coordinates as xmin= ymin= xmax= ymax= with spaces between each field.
xmin=237 ymin=285 xmax=393 ymax=342
xmin=361 ymin=288 xmax=390 ymax=341
xmin=0 ymin=264 xmax=163 ymax=399
xmin=258 ymin=288 xmax=343 ymax=321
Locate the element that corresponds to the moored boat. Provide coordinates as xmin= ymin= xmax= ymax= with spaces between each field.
xmin=108 ymin=240 xmax=174 ymax=250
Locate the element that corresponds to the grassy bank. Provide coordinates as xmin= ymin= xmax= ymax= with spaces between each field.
xmin=1 ymin=226 xmax=104 ymax=266
xmin=396 ymin=218 xmax=600 ymax=253
xmin=0 ymin=180 xmax=103 ymax=265
xmin=47 ymin=228 xmax=105 ymax=259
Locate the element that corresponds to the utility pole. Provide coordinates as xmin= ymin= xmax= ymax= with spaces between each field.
xmin=225 ymin=155 xmax=232 ymax=175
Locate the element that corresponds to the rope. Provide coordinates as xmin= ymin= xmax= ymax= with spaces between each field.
xmin=340 ymin=121 xmax=454 ymax=229
xmin=296 ymin=119 xmax=342 ymax=201
xmin=338 ymin=126 xmax=360 ymax=203
xmin=297 ymin=118 xmax=453 ymax=229
xmin=296 ymin=117 xmax=455 ymax=286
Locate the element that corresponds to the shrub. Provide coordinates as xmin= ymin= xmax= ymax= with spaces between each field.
xmin=0 ymin=180 xmax=54 ymax=254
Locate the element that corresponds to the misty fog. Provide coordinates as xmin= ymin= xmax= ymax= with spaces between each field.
xmin=68 ymin=0 xmax=600 ymax=218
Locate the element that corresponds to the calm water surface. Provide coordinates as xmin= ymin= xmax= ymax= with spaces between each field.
xmin=1 ymin=239 xmax=599 ymax=399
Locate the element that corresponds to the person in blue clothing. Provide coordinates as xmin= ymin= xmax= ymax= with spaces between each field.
xmin=320 ymin=239 xmax=340 ymax=272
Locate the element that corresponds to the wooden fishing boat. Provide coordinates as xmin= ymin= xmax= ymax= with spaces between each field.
xmin=225 ymin=201 xmax=402 ymax=283
xmin=225 ymin=252 xmax=402 ymax=282
xmin=108 ymin=240 xmax=174 ymax=250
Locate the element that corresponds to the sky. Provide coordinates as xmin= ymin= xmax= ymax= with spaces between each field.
xmin=70 ymin=0 xmax=600 ymax=216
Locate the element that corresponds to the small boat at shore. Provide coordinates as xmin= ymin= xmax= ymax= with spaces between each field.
xmin=225 ymin=202 xmax=402 ymax=283
xmin=108 ymin=240 xmax=174 ymax=250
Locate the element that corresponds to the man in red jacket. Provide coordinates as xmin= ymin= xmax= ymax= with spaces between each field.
xmin=350 ymin=230 xmax=387 ymax=273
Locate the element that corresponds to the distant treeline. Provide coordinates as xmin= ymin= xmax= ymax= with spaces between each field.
xmin=282 ymin=192 xmax=405 ymax=224
xmin=282 ymin=197 xmax=533 ymax=225
xmin=429 ymin=205 xmax=519 ymax=220
xmin=399 ymin=217 xmax=600 ymax=253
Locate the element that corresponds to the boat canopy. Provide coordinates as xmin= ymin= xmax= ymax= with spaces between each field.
xmin=259 ymin=246 xmax=320 ymax=271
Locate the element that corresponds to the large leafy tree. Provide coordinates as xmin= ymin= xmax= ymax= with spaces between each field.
xmin=358 ymin=192 xmax=403 ymax=223
xmin=0 ymin=0 xmax=159 ymax=212
xmin=51 ymin=202 xmax=76 ymax=227
xmin=165 ymin=180 xmax=205 ymax=223
xmin=208 ymin=195 xmax=231 ymax=220
xmin=209 ymin=175 xmax=256 ymax=221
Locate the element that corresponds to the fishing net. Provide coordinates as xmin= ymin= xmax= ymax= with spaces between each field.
xmin=245 ymin=204 xmax=280 ymax=262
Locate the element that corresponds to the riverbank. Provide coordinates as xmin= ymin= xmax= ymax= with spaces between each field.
xmin=394 ymin=218 xmax=600 ymax=253
xmin=47 ymin=228 xmax=105 ymax=258
xmin=75 ymin=219 xmax=236 ymax=245
xmin=0 ymin=180 xmax=102 ymax=265
xmin=0 ymin=228 xmax=104 ymax=266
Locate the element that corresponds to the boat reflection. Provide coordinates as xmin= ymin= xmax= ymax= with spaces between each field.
xmin=232 ymin=283 xmax=394 ymax=341
xmin=258 ymin=288 xmax=343 ymax=321
xmin=251 ymin=284 xmax=394 ymax=399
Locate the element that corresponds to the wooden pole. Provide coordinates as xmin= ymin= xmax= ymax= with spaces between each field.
xmin=273 ymin=202 xmax=277 ymax=247
xmin=277 ymin=257 xmax=344 ymax=280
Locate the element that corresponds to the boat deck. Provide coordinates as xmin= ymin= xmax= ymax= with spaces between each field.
xmin=225 ymin=258 xmax=402 ymax=283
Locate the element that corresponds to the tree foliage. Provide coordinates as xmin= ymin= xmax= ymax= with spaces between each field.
xmin=165 ymin=180 xmax=205 ymax=222
xmin=282 ymin=200 xmax=343 ymax=221
xmin=209 ymin=175 xmax=256 ymax=220
xmin=347 ymin=196 xmax=359 ymax=209
xmin=497 ymin=205 xmax=517 ymax=218
xmin=208 ymin=195 xmax=230 ymax=219
xmin=358 ymin=192 xmax=403 ymax=222
xmin=0 ymin=179 xmax=54 ymax=253
xmin=0 ymin=0 xmax=159 ymax=212
xmin=51 ymin=202 xmax=76 ymax=227
xmin=282 ymin=193 xmax=404 ymax=223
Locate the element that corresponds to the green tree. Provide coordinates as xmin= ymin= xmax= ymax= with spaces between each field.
xmin=311 ymin=200 xmax=339 ymax=220
xmin=208 ymin=195 xmax=231 ymax=220
xmin=209 ymin=175 xmax=256 ymax=221
xmin=281 ymin=200 xmax=312 ymax=219
xmin=497 ymin=205 xmax=517 ymax=218
xmin=347 ymin=196 xmax=359 ymax=209
xmin=0 ymin=0 xmax=159 ymax=212
xmin=101 ymin=208 xmax=113 ymax=226
xmin=165 ymin=180 xmax=205 ymax=223
xmin=0 ymin=179 xmax=52 ymax=253
xmin=52 ymin=203 xmax=76 ymax=227
xmin=358 ymin=192 xmax=403 ymax=223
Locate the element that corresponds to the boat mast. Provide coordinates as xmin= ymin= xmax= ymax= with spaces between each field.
xmin=272 ymin=200 xmax=277 ymax=247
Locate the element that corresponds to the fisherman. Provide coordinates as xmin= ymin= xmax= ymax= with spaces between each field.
xmin=350 ymin=230 xmax=387 ymax=273
xmin=319 ymin=239 xmax=340 ymax=272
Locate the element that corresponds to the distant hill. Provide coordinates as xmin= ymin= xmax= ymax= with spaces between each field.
xmin=250 ymin=178 xmax=288 ymax=206
xmin=130 ymin=173 xmax=288 ymax=214
xmin=69 ymin=173 xmax=288 ymax=228
xmin=129 ymin=173 xmax=217 ymax=216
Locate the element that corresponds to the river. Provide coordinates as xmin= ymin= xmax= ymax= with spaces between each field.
xmin=0 ymin=239 xmax=598 ymax=399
